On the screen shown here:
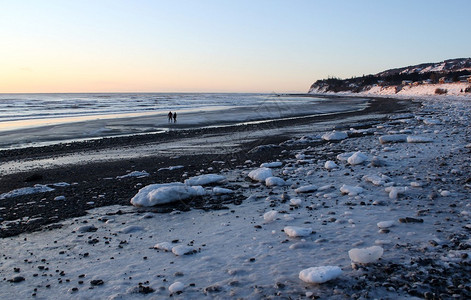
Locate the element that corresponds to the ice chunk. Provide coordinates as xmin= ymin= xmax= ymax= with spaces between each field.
xmin=284 ymin=226 xmax=313 ymax=237
xmin=265 ymin=176 xmax=287 ymax=187
xmin=212 ymin=187 xmax=234 ymax=195
xmin=340 ymin=184 xmax=364 ymax=196
xmin=299 ymin=266 xmax=342 ymax=284
xmin=295 ymin=185 xmax=318 ymax=193
xmin=248 ymin=168 xmax=273 ymax=182
xmin=410 ymin=181 xmax=422 ymax=187
xmin=130 ymin=183 xmax=205 ymax=207
xmin=440 ymin=190 xmax=451 ymax=197
xmin=154 ymin=242 xmax=173 ymax=252
xmin=348 ymin=246 xmax=384 ymax=263
xmin=74 ymin=225 xmax=98 ymax=233
xmin=379 ymin=134 xmax=407 ymax=144
xmin=0 ymin=184 xmax=54 ymax=200
xmin=169 ymin=281 xmax=185 ymax=293
xmin=363 ymin=175 xmax=385 ymax=186
xmin=407 ymin=136 xmax=433 ymax=143
xmin=337 ymin=152 xmax=355 ymax=162
xmin=422 ymin=118 xmax=441 ymax=125
xmin=290 ymin=198 xmax=302 ymax=206
xmin=347 ymin=151 xmax=368 ymax=165
xmin=263 ymin=210 xmax=278 ymax=222
xmin=324 ymin=160 xmax=338 ymax=170
xmin=322 ymin=131 xmax=348 ymax=141
xmin=116 ymin=170 xmax=149 ymax=179
xmin=377 ymin=220 xmax=395 ymax=228
xmin=172 ymin=245 xmax=195 ymax=256
xmin=158 ymin=165 xmax=184 ymax=171
xmin=385 ymin=186 xmax=407 ymax=199
xmin=184 ymin=174 xmax=225 ymax=186
xmin=260 ymin=161 xmax=283 ymax=168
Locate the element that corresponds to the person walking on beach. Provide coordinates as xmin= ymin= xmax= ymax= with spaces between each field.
xmin=173 ymin=112 xmax=177 ymax=123
xmin=168 ymin=111 xmax=173 ymax=123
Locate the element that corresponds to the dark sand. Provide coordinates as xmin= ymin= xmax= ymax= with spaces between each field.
xmin=0 ymin=97 xmax=415 ymax=238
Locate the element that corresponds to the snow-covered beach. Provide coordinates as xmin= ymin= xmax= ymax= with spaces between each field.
xmin=1 ymin=96 xmax=471 ymax=299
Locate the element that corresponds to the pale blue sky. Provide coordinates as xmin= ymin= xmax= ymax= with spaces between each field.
xmin=1 ymin=0 xmax=470 ymax=93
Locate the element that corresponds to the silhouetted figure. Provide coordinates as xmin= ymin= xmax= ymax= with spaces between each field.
xmin=173 ymin=112 xmax=177 ymax=123
xmin=168 ymin=111 xmax=173 ymax=123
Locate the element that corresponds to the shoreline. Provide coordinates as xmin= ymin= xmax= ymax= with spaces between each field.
xmin=0 ymin=97 xmax=410 ymax=160
xmin=0 ymin=97 xmax=413 ymax=238
xmin=0 ymin=93 xmax=367 ymax=150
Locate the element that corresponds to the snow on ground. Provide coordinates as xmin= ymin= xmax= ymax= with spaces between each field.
xmin=310 ymin=82 xmax=471 ymax=100
xmin=2 ymin=97 xmax=471 ymax=299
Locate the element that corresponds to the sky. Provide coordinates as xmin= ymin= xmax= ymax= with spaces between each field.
xmin=1 ymin=0 xmax=470 ymax=93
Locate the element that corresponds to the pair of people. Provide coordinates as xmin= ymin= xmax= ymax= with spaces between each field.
xmin=167 ymin=111 xmax=177 ymax=123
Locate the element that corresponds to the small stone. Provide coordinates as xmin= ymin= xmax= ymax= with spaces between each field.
xmin=204 ymin=285 xmax=222 ymax=293
xmin=90 ymin=279 xmax=104 ymax=286
xmin=399 ymin=217 xmax=423 ymax=223
xmin=9 ymin=276 xmax=25 ymax=283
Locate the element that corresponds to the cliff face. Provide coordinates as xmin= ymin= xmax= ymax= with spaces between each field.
xmin=309 ymin=58 xmax=471 ymax=96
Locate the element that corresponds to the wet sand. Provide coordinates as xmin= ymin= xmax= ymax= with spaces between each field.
xmin=0 ymin=97 xmax=413 ymax=238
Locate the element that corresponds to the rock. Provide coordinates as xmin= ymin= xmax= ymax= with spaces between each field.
xmin=138 ymin=285 xmax=154 ymax=294
xmin=203 ymin=285 xmax=222 ymax=293
xmin=8 ymin=276 xmax=25 ymax=283
xmin=379 ymin=135 xmax=407 ymax=144
xmin=370 ymin=157 xmax=387 ymax=167
xmin=25 ymin=173 xmax=43 ymax=182
xmin=399 ymin=217 xmax=424 ymax=223
xmin=90 ymin=279 xmax=104 ymax=286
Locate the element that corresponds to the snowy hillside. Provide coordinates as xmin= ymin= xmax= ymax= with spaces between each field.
xmin=309 ymin=58 xmax=471 ymax=98
xmin=376 ymin=58 xmax=471 ymax=77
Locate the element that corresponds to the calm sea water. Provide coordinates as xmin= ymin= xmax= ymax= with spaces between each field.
xmin=0 ymin=93 xmax=280 ymax=122
xmin=0 ymin=93 xmax=367 ymax=149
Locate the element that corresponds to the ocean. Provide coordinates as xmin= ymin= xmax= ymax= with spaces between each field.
xmin=0 ymin=93 xmax=368 ymax=149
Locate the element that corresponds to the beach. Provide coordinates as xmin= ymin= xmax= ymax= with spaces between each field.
xmin=2 ymin=96 xmax=471 ymax=299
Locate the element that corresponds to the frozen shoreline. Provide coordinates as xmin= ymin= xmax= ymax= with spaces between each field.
xmin=0 ymin=95 xmax=368 ymax=150
xmin=1 ymin=96 xmax=471 ymax=299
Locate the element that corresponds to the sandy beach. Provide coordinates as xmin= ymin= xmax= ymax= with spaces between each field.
xmin=2 ymin=96 xmax=471 ymax=299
